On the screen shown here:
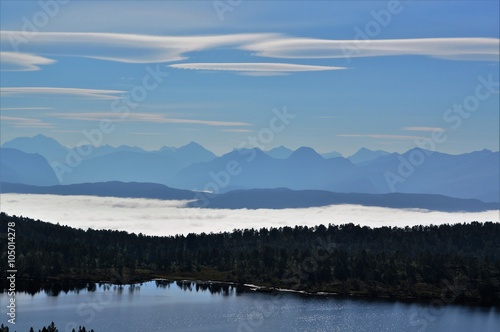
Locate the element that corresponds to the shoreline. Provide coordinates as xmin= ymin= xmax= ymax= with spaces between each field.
xmin=158 ymin=277 xmax=497 ymax=307
xmin=5 ymin=276 xmax=495 ymax=307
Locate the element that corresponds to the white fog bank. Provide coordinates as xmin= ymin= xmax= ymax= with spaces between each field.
xmin=1 ymin=194 xmax=498 ymax=236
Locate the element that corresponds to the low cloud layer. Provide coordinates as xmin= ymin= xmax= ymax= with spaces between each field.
xmin=1 ymin=194 xmax=497 ymax=236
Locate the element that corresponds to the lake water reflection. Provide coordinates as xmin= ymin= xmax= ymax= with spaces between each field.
xmin=1 ymin=280 xmax=499 ymax=332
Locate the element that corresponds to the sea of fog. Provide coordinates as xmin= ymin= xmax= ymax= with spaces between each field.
xmin=1 ymin=194 xmax=498 ymax=236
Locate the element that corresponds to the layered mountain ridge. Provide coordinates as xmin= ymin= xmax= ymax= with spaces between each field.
xmin=1 ymin=134 xmax=498 ymax=203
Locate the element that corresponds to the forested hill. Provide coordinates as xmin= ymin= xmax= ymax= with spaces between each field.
xmin=188 ymin=187 xmax=499 ymax=211
xmin=0 ymin=181 xmax=194 ymax=200
xmin=0 ymin=213 xmax=499 ymax=305
xmin=2 ymin=181 xmax=498 ymax=212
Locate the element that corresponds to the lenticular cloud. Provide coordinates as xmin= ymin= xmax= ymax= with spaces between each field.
xmin=169 ymin=62 xmax=346 ymax=73
xmin=1 ymin=194 xmax=498 ymax=236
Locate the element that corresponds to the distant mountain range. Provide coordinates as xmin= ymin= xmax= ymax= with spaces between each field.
xmin=1 ymin=134 xmax=499 ymax=203
xmin=0 ymin=148 xmax=59 ymax=186
xmin=265 ymin=145 xmax=343 ymax=160
xmin=1 ymin=181 xmax=497 ymax=212
xmin=348 ymin=147 xmax=390 ymax=164
xmin=1 ymin=135 xmax=216 ymax=185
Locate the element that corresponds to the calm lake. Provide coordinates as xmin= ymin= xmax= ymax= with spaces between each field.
xmin=2 ymin=280 xmax=499 ymax=332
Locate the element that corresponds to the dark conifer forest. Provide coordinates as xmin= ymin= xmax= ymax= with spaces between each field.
xmin=0 ymin=321 xmax=93 ymax=332
xmin=1 ymin=213 xmax=499 ymax=305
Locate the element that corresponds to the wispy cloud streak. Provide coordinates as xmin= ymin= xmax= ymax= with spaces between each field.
xmin=242 ymin=37 xmax=500 ymax=61
xmin=1 ymin=32 xmax=497 ymax=65
xmin=0 ymin=107 xmax=53 ymax=111
xmin=50 ymin=112 xmax=251 ymax=127
xmin=337 ymin=134 xmax=427 ymax=140
xmin=0 ymin=87 xmax=125 ymax=99
xmin=0 ymin=52 xmax=56 ymax=71
xmin=222 ymin=129 xmax=253 ymax=133
xmin=0 ymin=31 xmax=277 ymax=63
xmin=170 ymin=62 xmax=347 ymax=73
xmin=403 ymin=127 xmax=445 ymax=132
xmin=0 ymin=116 xmax=52 ymax=128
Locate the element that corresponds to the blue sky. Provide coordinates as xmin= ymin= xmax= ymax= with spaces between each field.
xmin=0 ymin=1 xmax=498 ymax=155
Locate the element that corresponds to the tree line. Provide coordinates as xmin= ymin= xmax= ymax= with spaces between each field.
xmin=0 ymin=322 xmax=93 ymax=332
xmin=0 ymin=212 xmax=499 ymax=304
